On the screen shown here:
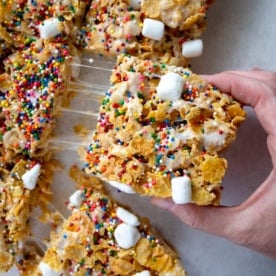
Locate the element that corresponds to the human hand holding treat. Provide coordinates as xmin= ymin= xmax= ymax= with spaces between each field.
xmin=84 ymin=54 xmax=246 ymax=205
xmin=152 ymin=69 xmax=276 ymax=258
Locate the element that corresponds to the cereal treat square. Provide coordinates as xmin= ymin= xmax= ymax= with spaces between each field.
xmin=0 ymin=157 xmax=55 ymax=272
xmin=0 ymin=0 xmax=90 ymax=49
xmin=36 ymin=166 xmax=186 ymax=275
xmin=0 ymin=40 xmax=79 ymax=159
xmin=84 ymin=55 xmax=246 ymax=205
xmin=80 ymin=0 xmax=213 ymax=66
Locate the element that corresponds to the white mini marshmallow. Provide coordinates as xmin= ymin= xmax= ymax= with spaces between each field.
xmin=114 ymin=223 xmax=141 ymax=249
xmin=156 ymin=72 xmax=184 ymax=101
xmin=182 ymin=39 xmax=203 ymax=58
xmin=134 ymin=271 xmax=151 ymax=276
xmin=142 ymin=18 xmax=165 ymax=41
xmin=109 ymin=180 xmax=136 ymax=194
xmin=116 ymin=207 xmax=140 ymax=226
xmin=128 ymin=0 xmax=141 ymax=10
xmin=39 ymin=18 xmax=61 ymax=39
xmin=22 ymin=164 xmax=41 ymax=190
xmin=38 ymin=262 xmax=61 ymax=276
xmin=171 ymin=176 xmax=192 ymax=204
xmin=69 ymin=190 xmax=83 ymax=208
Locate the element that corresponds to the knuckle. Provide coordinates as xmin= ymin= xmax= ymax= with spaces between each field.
xmin=258 ymin=81 xmax=276 ymax=102
xmin=182 ymin=207 xmax=205 ymax=230
xmin=263 ymin=72 xmax=276 ymax=92
xmin=184 ymin=215 xmax=200 ymax=229
xmin=169 ymin=204 xmax=205 ymax=230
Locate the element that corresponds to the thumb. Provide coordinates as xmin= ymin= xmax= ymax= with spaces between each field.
xmin=151 ymin=198 xmax=239 ymax=239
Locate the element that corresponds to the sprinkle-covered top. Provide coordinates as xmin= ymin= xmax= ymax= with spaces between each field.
xmin=0 ymin=40 xmax=76 ymax=158
xmin=79 ymin=0 xmax=212 ymax=66
xmin=36 ymin=167 xmax=186 ymax=275
xmin=84 ymin=55 xmax=246 ymax=205
xmin=0 ymin=0 xmax=89 ymax=52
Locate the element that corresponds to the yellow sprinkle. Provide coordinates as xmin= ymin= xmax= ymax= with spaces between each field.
xmin=1 ymin=100 xmax=8 ymax=108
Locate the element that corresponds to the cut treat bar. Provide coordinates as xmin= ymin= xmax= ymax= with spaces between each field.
xmin=80 ymin=0 xmax=213 ymax=66
xmin=0 ymin=0 xmax=90 ymax=49
xmin=0 ymin=156 xmax=55 ymax=272
xmin=0 ymin=40 xmax=79 ymax=159
xmin=36 ymin=166 xmax=186 ymax=275
xmin=140 ymin=0 xmax=210 ymax=32
xmin=84 ymin=55 xmax=246 ymax=205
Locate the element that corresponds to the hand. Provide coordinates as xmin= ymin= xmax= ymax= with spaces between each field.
xmin=152 ymin=69 xmax=276 ymax=258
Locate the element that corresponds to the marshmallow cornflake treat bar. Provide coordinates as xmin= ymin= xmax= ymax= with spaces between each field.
xmin=84 ymin=55 xmax=246 ymax=205
xmin=80 ymin=0 xmax=213 ymax=66
xmin=36 ymin=166 xmax=186 ymax=275
xmin=0 ymin=40 xmax=79 ymax=159
xmin=0 ymin=0 xmax=90 ymax=49
xmin=141 ymin=0 xmax=210 ymax=32
xmin=0 ymin=157 xmax=55 ymax=272
xmin=25 ymin=0 xmax=90 ymax=41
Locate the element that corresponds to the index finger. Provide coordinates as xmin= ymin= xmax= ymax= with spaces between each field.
xmin=202 ymin=71 xmax=270 ymax=107
xmin=202 ymin=71 xmax=276 ymax=137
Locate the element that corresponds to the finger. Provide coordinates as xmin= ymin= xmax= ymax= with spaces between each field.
xmin=151 ymin=198 xmax=238 ymax=239
xmin=202 ymin=69 xmax=276 ymax=84
xmin=201 ymin=72 xmax=265 ymax=106
xmin=202 ymin=72 xmax=276 ymax=136
xmin=268 ymin=135 xmax=276 ymax=168
xmin=226 ymin=70 xmax=276 ymax=89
